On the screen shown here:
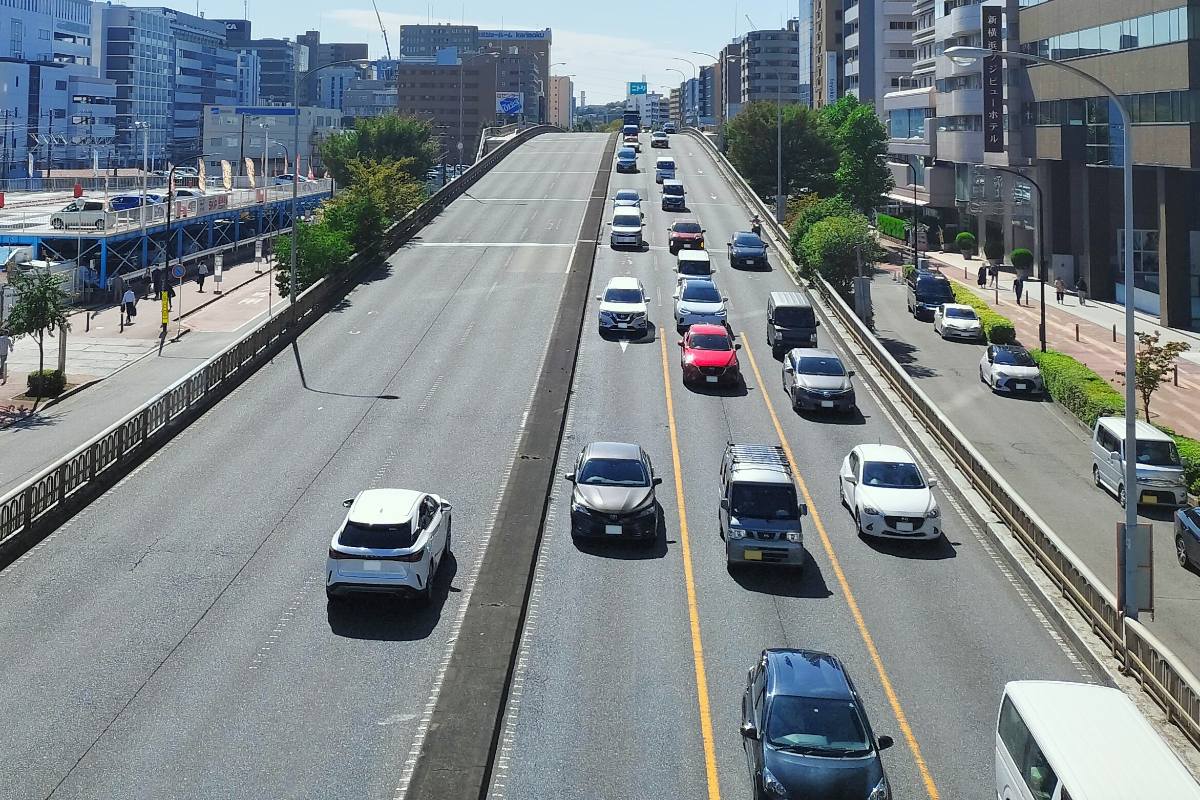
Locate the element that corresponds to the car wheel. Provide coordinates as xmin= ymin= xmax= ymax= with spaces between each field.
xmin=95 ymin=219 xmax=106 ymax=230
xmin=1092 ymin=464 xmax=1102 ymax=488
xmin=1117 ymin=483 xmax=1127 ymax=508
xmin=839 ymin=477 xmax=847 ymax=509
xmin=1177 ymin=535 xmax=1191 ymax=568
xmin=415 ymin=575 xmax=434 ymax=608
xmin=51 ymin=219 xmax=65 ymax=229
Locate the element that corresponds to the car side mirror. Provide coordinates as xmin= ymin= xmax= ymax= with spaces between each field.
xmin=678 ymin=341 xmax=685 ymax=347
xmin=720 ymin=498 xmax=730 ymax=511
xmin=563 ymin=472 xmax=576 ymax=482
xmin=342 ymin=498 xmax=355 ymax=508
xmin=722 ymin=296 xmax=729 ymax=302
xmin=877 ymin=735 xmax=894 ymax=750
xmin=701 ymin=228 xmax=707 ymax=233
xmin=740 ymin=722 xmax=759 ymax=740
xmin=815 ymin=320 xmax=821 ymax=327
xmin=799 ymin=503 xmax=808 ymax=517
xmin=848 ymin=370 xmax=856 ymax=377
xmin=1110 ymin=451 xmax=1121 ymax=462
xmin=783 ymin=364 xmax=793 ymax=373
xmin=652 ymin=476 xmax=663 ymax=486
xmin=595 ymin=296 xmax=602 ymax=301
xmin=845 ymin=475 xmax=857 ymax=485
xmin=440 ymin=501 xmax=453 ymax=512
xmin=734 ymin=343 xmax=742 ymax=350
xmin=927 ymin=478 xmax=938 ymax=488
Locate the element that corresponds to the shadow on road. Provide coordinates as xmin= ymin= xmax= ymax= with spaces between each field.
xmin=859 ymin=533 xmax=959 ymax=560
xmin=571 ymin=507 xmax=669 ymax=560
xmin=685 ymin=379 xmax=750 ymax=398
xmin=729 ymin=559 xmax=834 ymax=599
xmin=598 ymin=325 xmax=658 ymax=345
xmin=326 ymin=552 xmax=460 ymax=641
xmin=875 ymin=334 xmax=937 ymax=379
xmin=291 ymin=342 xmax=400 ymax=400
xmin=793 ymin=407 xmax=868 ymax=426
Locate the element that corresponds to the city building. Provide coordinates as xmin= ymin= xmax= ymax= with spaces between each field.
xmin=495 ymin=48 xmax=543 ymax=123
xmin=629 ymin=91 xmax=669 ymax=129
xmin=316 ymin=66 xmax=359 ymax=114
xmin=681 ymin=77 xmax=699 ymax=126
xmin=398 ymin=24 xmax=478 ymax=59
xmin=94 ymin=3 xmax=172 ymax=168
xmin=714 ymin=40 xmax=743 ymax=123
xmin=741 ymin=19 xmax=805 ymax=106
xmin=797 ymin=0 xmax=814 ymax=106
xmin=812 ymin=0 xmax=844 ymax=108
xmin=236 ymin=50 xmax=261 ymax=105
xmin=548 ymin=75 xmax=572 ymax=129
xmin=295 ymin=30 xmax=368 ymax=106
xmin=342 ymin=78 xmax=397 ymax=119
xmin=394 ymin=53 xmax=499 ymax=163
xmin=201 ymin=104 xmax=343 ymax=177
xmin=698 ymin=64 xmax=716 ymax=125
xmin=668 ymin=86 xmax=682 ymax=127
xmin=844 ymin=0 xmax=917 ymax=107
xmin=239 ymin=37 xmax=308 ymax=105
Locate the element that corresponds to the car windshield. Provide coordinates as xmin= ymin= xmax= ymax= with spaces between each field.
xmin=917 ymin=278 xmax=954 ymax=303
xmin=663 ymin=185 xmax=684 ymax=195
xmin=797 ymin=357 xmax=845 ymax=376
xmin=690 ymin=333 xmax=731 ymax=350
xmin=861 ymin=461 xmax=925 ymax=489
xmin=339 ymin=520 xmax=415 ymax=550
xmin=615 ymin=190 xmax=639 ymax=202
xmin=658 ymin=162 xmax=676 ymax=170
xmin=673 ymin=222 xmax=702 ymax=234
xmin=766 ymin=695 xmax=872 ymax=756
xmin=618 ymin=149 xmax=635 ymax=158
xmin=734 ymin=233 xmax=764 ymax=247
xmin=993 ymin=348 xmax=1036 ymax=366
xmin=945 ymin=307 xmax=977 ymax=319
xmin=1136 ymin=440 xmax=1181 ymax=467
xmin=578 ymin=457 xmax=649 ymax=486
xmin=604 ymin=288 xmax=642 ymax=304
xmin=730 ymin=483 xmax=798 ymax=519
xmin=613 ymin=215 xmax=641 ymax=228
xmin=682 ymin=283 xmax=721 ymax=303
xmin=774 ymin=306 xmax=815 ymax=327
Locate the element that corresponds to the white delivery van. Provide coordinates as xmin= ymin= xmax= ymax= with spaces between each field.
xmin=1090 ymin=416 xmax=1188 ymax=507
xmin=996 ymin=681 xmax=1200 ymax=800
xmin=676 ymin=249 xmax=713 ymax=280
xmin=655 ymin=156 xmax=676 ymax=184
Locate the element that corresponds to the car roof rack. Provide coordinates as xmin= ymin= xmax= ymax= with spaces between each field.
xmin=726 ymin=443 xmax=792 ymax=473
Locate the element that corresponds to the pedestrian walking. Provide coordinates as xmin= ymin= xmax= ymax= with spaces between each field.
xmin=0 ymin=328 xmax=13 ymax=385
xmin=165 ymin=281 xmax=175 ymax=311
xmin=977 ymin=264 xmax=987 ymax=287
xmin=1013 ymin=276 xmax=1024 ymax=306
xmin=197 ymin=261 xmax=208 ymax=293
xmin=122 ymin=287 xmax=137 ymax=325
xmin=1075 ymin=277 xmax=1088 ymax=306
xmin=988 ymin=263 xmax=999 ymax=287
xmin=1054 ymin=277 xmax=1066 ymax=304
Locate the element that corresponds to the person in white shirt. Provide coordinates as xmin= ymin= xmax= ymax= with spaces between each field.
xmin=122 ymin=288 xmax=136 ymax=325
xmin=0 ymin=329 xmax=13 ymax=384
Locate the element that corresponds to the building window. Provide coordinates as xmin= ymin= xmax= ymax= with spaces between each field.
xmin=1118 ymin=229 xmax=1161 ymax=292
xmin=889 ymin=20 xmax=917 ymax=29
xmin=890 ymin=107 xmax=933 ymax=138
xmin=937 ymin=114 xmax=983 ymax=131
xmin=1021 ymin=7 xmax=1190 ymax=60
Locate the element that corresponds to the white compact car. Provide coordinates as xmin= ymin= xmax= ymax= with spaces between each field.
xmin=838 ymin=444 xmax=941 ymax=540
xmin=597 ymin=276 xmax=649 ymax=336
xmin=933 ymin=303 xmax=984 ymax=341
xmin=673 ymin=278 xmax=728 ymax=330
xmin=609 ymin=208 xmax=644 ymax=248
xmin=979 ymin=344 xmax=1045 ymax=394
xmin=612 ymin=188 xmax=643 ymax=217
xmin=326 ymin=488 xmax=452 ymax=606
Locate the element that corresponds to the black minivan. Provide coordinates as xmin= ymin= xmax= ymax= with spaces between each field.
xmin=767 ymin=291 xmax=819 ymax=357
xmin=906 ymin=270 xmax=955 ymax=320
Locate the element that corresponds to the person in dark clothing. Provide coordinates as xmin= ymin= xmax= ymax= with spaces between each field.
xmin=1013 ymin=276 xmax=1024 ymax=306
xmin=1075 ymin=277 xmax=1088 ymax=306
xmin=977 ymin=264 xmax=987 ymax=287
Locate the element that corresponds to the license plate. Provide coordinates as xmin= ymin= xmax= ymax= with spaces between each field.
xmin=1013 ymin=382 xmax=1027 ymax=390
xmin=617 ymin=323 xmax=628 ymax=329
xmin=821 ymin=400 xmax=834 ymax=408
xmin=706 ymin=376 xmax=718 ymax=383
xmin=362 ymin=560 xmax=383 ymax=571
xmin=895 ymin=522 xmax=914 ymax=532
xmin=605 ymin=524 xmax=622 ymax=535
xmin=743 ymin=550 xmax=763 ymax=561
xmin=746 ymin=258 xmax=756 ymax=264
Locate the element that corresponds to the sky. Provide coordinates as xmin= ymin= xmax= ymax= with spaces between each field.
xmin=136 ymin=0 xmax=803 ymax=104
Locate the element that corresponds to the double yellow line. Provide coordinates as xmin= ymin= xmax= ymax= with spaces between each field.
xmin=657 ymin=327 xmax=941 ymax=800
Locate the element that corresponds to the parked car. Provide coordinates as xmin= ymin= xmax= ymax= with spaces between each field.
xmin=109 ymin=193 xmax=164 ymax=211
xmin=782 ymin=349 xmax=856 ymax=413
xmin=673 ymin=277 xmax=728 ymax=330
xmin=171 ymin=187 xmax=205 ymax=198
xmin=597 ymin=276 xmax=649 ymax=336
xmin=273 ymin=173 xmax=311 ymax=185
xmin=1091 ymin=416 xmax=1188 ymax=507
xmin=325 ymin=488 xmax=452 ymax=606
xmin=741 ymin=649 xmax=893 ymax=800
xmin=679 ymin=324 xmax=741 ymax=386
xmin=838 ymin=444 xmax=942 ymax=540
xmin=979 ymin=344 xmax=1045 ymax=394
xmin=564 ymin=441 xmax=662 ymax=543
xmin=933 ymin=303 xmax=984 ymax=341
xmin=728 ymin=230 xmax=768 ymax=268
xmin=906 ymin=269 xmax=955 ymax=320
xmin=651 ymin=131 xmax=669 ymax=148
xmin=49 ymin=199 xmax=108 ymax=229
xmin=1176 ymin=507 xmax=1200 ymax=569
xmin=667 ymin=220 xmax=705 ymax=254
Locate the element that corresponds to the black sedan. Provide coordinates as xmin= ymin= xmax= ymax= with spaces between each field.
xmin=1176 ymin=507 xmax=1200 ymax=570
xmin=728 ymin=231 xmax=768 ymax=268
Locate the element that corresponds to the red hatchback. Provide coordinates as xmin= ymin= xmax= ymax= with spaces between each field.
xmin=679 ymin=324 xmax=741 ymax=386
xmin=667 ymin=220 xmax=705 ymax=254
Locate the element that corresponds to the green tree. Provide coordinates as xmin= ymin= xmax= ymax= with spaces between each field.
xmin=1115 ymin=331 xmax=1191 ymax=421
xmin=797 ymin=213 xmax=880 ymax=295
xmin=342 ymin=159 xmax=426 ymax=223
xmin=275 ymin=220 xmax=354 ymax=296
xmin=725 ymin=100 xmax=837 ymax=203
xmin=6 ymin=269 xmax=71 ymax=407
xmin=320 ymin=114 xmax=438 ymax=186
xmin=818 ymin=95 xmax=893 ymax=213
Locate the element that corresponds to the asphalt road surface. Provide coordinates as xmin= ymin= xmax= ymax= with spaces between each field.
xmin=0 ymin=133 xmax=609 ymax=800
xmin=486 ymin=134 xmax=1098 ymax=800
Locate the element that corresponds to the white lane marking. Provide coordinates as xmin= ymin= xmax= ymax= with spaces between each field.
xmin=416 ymin=375 xmax=445 ymax=414
xmin=619 ymin=340 xmax=629 ymax=353
xmin=409 ymin=242 xmax=574 ymax=248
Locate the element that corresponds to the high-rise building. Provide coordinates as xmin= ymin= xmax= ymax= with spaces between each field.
xmin=715 ymin=40 xmax=743 ymax=123
xmin=844 ymin=0 xmax=916 ymax=107
xmin=797 ymin=0 xmax=814 ymax=106
xmin=668 ymin=86 xmax=682 ymax=127
xmin=399 ymin=24 xmax=478 ymax=58
xmin=316 ymin=67 xmax=359 ymax=114
xmin=295 ymin=30 xmax=368 ymax=106
xmin=94 ymin=4 xmax=172 ymax=168
xmin=494 ymin=48 xmax=544 ymax=123
xmin=236 ymin=50 xmax=261 ymax=105
xmin=548 ymin=75 xmax=572 ymax=129
xmin=741 ymin=19 xmax=804 ymax=105
xmin=394 ymin=52 xmax=499 ymax=163
xmin=812 ymin=0 xmax=844 ymax=108
xmin=698 ymin=64 xmax=716 ymax=124
xmin=342 ymin=79 xmax=397 ymax=119
xmin=239 ymin=37 xmax=309 ymax=105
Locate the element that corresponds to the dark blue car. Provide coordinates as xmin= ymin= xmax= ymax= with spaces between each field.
xmin=109 ymin=193 xmax=164 ymax=211
xmin=1176 ymin=507 xmax=1200 ymax=570
xmin=728 ymin=231 xmax=768 ymax=269
xmin=741 ymin=649 xmax=893 ymax=800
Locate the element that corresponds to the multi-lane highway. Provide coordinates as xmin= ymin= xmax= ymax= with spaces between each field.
xmin=486 ymin=134 xmax=1097 ymax=800
xmin=0 ymin=133 xmax=607 ymax=799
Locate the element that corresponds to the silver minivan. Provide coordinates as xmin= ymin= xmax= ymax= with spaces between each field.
xmin=655 ymin=156 xmax=676 ymax=183
xmin=1091 ymin=416 xmax=1188 ymax=507
xmin=50 ymin=200 xmax=109 ymax=230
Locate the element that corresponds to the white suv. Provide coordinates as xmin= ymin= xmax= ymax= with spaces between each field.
xmin=597 ymin=276 xmax=649 ymax=336
xmin=326 ymin=488 xmax=452 ymax=606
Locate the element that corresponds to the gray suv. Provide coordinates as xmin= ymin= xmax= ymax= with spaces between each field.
xmin=720 ymin=444 xmax=807 ymax=569
xmin=564 ymin=441 xmax=662 ymax=543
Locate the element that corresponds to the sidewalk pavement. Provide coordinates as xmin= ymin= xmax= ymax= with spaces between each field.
xmin=0 ymin=254 xmax=280 ymax=425
xmin=908 ymin=249 xmax=1200 ymax=439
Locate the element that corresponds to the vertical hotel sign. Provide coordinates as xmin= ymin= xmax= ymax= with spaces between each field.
xmin=983 ymin=6 xmax=1005 ymax=153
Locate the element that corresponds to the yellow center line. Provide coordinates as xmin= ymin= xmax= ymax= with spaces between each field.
xmin=739 ymin=331 xmax=941 ymax=800
xmin=659 ymin=328 xmax=722 ymax=800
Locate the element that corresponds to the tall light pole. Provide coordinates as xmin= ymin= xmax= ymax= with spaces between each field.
xmin=133 ymin=121 xmax=150 ymax=239
xmin=986 ymin=164 xmax=1048 ymax=352
xmin=947 ymin=45 xmax=1139 ymax=619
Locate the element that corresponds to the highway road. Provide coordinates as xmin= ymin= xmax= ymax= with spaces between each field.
xmin=870 ymin=274 xmax=1200 ymax=671
xmin=0 ymin=133 xmax=609 ymax=799
xmin=487 ymin=134 xmax=1098 ymax=800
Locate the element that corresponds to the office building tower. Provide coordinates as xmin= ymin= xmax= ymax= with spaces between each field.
xmin=812 ymin=0 xmax=844 ymax=107
xmin=94 ymin=3 xmax=172 ymax=168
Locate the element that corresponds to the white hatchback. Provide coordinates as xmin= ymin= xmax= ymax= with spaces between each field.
xmin=838 ymin=444 xmax=941 ymax=540
xmin=933 ymin=303 xmax=984 ymax=341
xmin=326 ymin=488 xmax=452 ymax=606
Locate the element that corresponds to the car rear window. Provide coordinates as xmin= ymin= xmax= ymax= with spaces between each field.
xmin=690 ymin=333 xmax=731 ymax=350
xmin=657 ymin=160 xmax=676 ymax=170
xmin=773 ymin=306 xmax=815 ymax=327
xmin=734 ymin=233 xmax=763 ymax=247
xmin=618 ymin=149 xmax=636 ymax=158
xmin=796 ymin=356 xmax=845 ymax=376
xmin=339 ymin=520 xmax=414 ymax=549
xmin=613 ymin=214 xmax=641 ymax=227
xmin=682 ymin=283 xmax=721 ymax=302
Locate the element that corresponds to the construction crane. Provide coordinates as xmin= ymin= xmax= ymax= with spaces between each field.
xmin=371 ymin=0 xmax=392 ymax=60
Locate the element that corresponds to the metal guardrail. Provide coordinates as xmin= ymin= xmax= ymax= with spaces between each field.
xmin=683 ymin=127 xmax=1200 ymax=750
xmin=0 ymin=125 xmax=561 ymax=568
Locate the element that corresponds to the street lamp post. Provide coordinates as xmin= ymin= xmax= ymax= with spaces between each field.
xmin=907 ymin=160 xmax=921 ymax=267
xmin=666 ymin=68 xmax=687 ymax=128
xmin=986 ymin=164 xmax=1048 ymax=352
xmin=946 ymin=45 xmax=1140 ymax=620
xmin=164 ymin=155 xmax=218 ymax=337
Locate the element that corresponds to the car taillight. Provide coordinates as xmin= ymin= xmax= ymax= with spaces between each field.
xmin=394 ymin=548 xmax=425 ymax=562
xmin=328 ymin=548 xmax=354 ymax=560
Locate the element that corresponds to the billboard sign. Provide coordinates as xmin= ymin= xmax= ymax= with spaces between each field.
xmin=496 ymin=92 xmax=525 ymax=115
xmin=478 ymin=29 xmax=550 ymax=40
xmin=824 ymin=52 xmax=838 ymax=103
xmin=628 ymin=82 xmax=647 ymax=96
xmin=982 ymin=6 xmax=1005 ymax=153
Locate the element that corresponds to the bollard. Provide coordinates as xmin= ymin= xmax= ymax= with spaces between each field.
xmin=1113 ymin=324 xmax=1117 ymax=342
xmin=1175 ymin=365 xmax=1179 ymax=387
xmin=1075 ymin=323 xmax=1080 ymax=342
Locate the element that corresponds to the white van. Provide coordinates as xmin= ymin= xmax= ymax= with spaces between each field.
xmin=997 ymin=681 xmax=1200 ymax=800
xmin=49 ymin=199 xmax=109 ymax=230
xmin=655 ymin=156 xmax=676 ymax=184
xmin=1091 ymin=416 xmax=1188 ymax=507
xmin=676 ymin=249 xmax=713 ymax=280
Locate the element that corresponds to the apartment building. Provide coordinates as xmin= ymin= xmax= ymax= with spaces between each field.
xmin=399 ymin=24 xmax=478 ymax=59
xmin=844 ymin=0 xmax=918 ymax=106
xmin=742 ymin=19 xmax=805 ymax=105
xmin=201 ymin=104 xmax=342 ymax=176
xmin=341 ymin=79 xmax=397 ymax=119
xmin=714 ymin=40 xmax=743 ymax=123
xmin=295 ymin=30 xmax=368 ymax=107
xmin=548 ymin=75 xmax=572 ymax=129
xmin=94 ymin=3 xmax=172 ymax=168
xmin=812 ymin=0 xmax=844 ymax=107
xmin=394 ymin=53 xmax=499 ymax=163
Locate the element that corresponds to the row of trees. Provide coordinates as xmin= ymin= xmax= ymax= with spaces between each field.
xmin=275 ymin=114 xmax=438 ymax=294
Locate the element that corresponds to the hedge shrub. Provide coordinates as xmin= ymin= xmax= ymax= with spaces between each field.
xmin=876 ymin=213 xmax=909 ymax=241
xmin=901 ymin=263 xmax=916 ymax=281
xmin=950 ymin=284 xmax=1016 ymax=344
xmin=1010 ymin=248 xmax=1034 ymax=270
xmin=27 ymin=369 xmax=66 ymax=398
xmin=1175 ymin=435 xmax=1200 ymax=495
xmin=955 ymin=231 xmax=976 ymax=254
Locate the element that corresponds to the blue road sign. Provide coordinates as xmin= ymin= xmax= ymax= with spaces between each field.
xmin=628 ymin=82 xmax=647 ymax=95
xmin=172 ymin=264 xmax=185 ymax=279
xmin=496 ymin=92 xmax=524 ymax=115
